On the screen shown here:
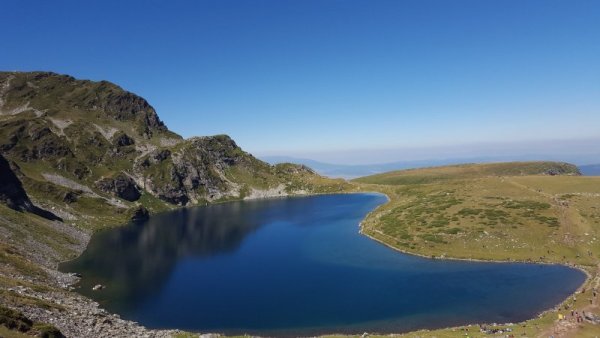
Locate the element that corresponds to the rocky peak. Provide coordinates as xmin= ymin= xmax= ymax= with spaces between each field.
xmin=0 ymin=71 xmax=333 ymax=212
xmin=0 ymin=71 xmax=172 ymax=138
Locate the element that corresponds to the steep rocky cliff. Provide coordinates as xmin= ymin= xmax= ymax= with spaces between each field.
xmin=0 ymin=154 xmax=32 ymax=211
xmin=0 ymin=153 xmax=60 ymax=220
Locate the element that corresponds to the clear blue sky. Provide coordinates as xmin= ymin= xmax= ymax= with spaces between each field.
xmin=1 ymin=0 xmax=599 ymax=161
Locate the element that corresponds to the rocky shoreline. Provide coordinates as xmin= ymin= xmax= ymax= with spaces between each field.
xmin=2 ymin=188 xmax=595 ymax=338
xmin=7 ymin=283 xmax=182 ymax=338
xmin=0 ymin=221 xmax=187 ymax=338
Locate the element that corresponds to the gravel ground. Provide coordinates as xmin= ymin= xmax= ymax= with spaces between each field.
xmin=0 ymin=217 xmax=203 ymax=338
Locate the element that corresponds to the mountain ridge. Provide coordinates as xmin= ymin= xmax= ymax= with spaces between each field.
xmin=353 ymin=161 xmax=581 ymax=185
xmin=262 ymin=155 xmax=592 ymax=179
xmin=0 ymin=71 xmax=346 ymax=227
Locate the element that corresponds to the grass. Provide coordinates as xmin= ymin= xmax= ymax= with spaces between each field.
xmin=0 ymin=326 xmax=31 ymax=338
xmin=2 ymin=71 xmax=597 ymax=337
xmin=357 ymin=172 xmax=600 ymax=264
xmin=0 ymin=305 xmax=64 ymax=338
xmin=353 ymin=161 xmax=580 ymax=185
xmin=351 ymin=162 xmax=600 ymax=337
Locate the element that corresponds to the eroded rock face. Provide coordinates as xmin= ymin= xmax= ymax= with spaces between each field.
xmin=134 ymin=135 xmax=255 ymax=205
xmin=111 ymin=132 xmax=135 ymax=147
xmin=0 ymin=154 xmax=33 ymax=211
xmin=130 ymin=206 xmax=149 ymax=221
xmin=96 ymin=173 xmax=141 ymax=202
xmin=0 ymin=154 xmax=61 ymax=221
xmin=88 ymin=81 xmax=167 ymax=137
xmin=62 ymin=191 xmax=79 ymax=204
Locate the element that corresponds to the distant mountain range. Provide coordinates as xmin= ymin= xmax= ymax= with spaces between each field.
xmin=261 ymin=156 xmax=505 ymax=179
xmin=262 ymin=156 xmax=600 ymax=178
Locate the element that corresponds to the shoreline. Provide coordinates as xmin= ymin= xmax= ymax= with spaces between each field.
xmin=357 ymin=190 xmax=593 ymax=336
xmin=18 ymin=189 xmax=594 ymax=337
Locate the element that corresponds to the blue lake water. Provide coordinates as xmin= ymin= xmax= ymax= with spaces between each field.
xmin=60 ymin=193 xmax=586 ymax=335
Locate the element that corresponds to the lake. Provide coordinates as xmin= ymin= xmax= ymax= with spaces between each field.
xmin=61 ymin=193 xmax=586 ymax=335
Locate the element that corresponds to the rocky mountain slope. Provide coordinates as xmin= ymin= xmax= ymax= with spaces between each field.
xmin=0 ymin=71 xmax=346 ymax=228
xmin=0 ymin=71 xmax=347 ymax=337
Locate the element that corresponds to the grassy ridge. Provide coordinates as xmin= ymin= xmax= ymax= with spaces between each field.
xmin=353 ymin=161 xmax=600 ymax=337
xmin=354 ymin=162 xmax=597 ymax=263
xmin=353 ymin=161 xmax=580 ymax=185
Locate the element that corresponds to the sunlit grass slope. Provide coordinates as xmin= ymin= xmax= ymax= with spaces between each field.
xmin=351 ymin=161 xmax=600 ymax=337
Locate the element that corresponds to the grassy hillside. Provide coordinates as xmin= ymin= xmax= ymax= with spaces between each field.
xmin=357 ymin=175 xmax=598 ymax=263
xmin=353 ymin=161 xmax=600 ymax=337
xmin=354 ymin=161 xmax=580 ymax=185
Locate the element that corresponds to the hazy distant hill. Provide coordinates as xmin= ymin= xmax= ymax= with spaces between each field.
xmin=580 ymin=164 xmax=600 ymax=176
xmin=353 ymin=161 xmax=581 ymax=185
xmin=260 ymin=156 xmax=482 ymax=179
xmin=261 ymin=155 xmax=585 ymax=179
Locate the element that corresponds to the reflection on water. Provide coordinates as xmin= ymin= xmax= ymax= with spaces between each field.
xmin=62 ymin=198 xmax=300 ymax=305
xmin=61 ymin=194 xmax=586 ymax=335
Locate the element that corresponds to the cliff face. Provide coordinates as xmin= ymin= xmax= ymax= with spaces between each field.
xmin=0 ymin=71 xmax=344 ymax=227
xmin=0 ymin=154 xmax=32 ymax=211
xmin=0 ymin=154 xmax=60 ymax=220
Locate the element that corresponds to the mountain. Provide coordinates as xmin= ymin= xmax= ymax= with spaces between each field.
xmin=579 ymin=164 xmax=600 ymax=176
xmin=0 ymin=71 xmax=348 ymax=337
xmin=260 ymin=156 xmax=450 ymax=178
xmin=0 ymin=71 xmax=346 ymax=227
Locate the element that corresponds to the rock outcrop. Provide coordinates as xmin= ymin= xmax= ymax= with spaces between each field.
xmin=130 ymin=206 xmax=149 ymax=221
xmin=0 ymin=154 xmax=61 ymax=221
xmin=0 ymin=154 xmax=32 ymax=211
xmin=95 ymin=173 xmax=141 ymax=202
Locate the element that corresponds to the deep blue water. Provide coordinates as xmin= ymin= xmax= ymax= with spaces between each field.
xmin=61 ymin=193 xmax=585 ymax=335
xmin=579 ymin=164 xmax=600 ymax=176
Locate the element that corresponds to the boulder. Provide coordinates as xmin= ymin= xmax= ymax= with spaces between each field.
xmin=130 ymin=206 xmax=149 ymax=222
xmin=96 ymin=173 xmax=141 ymax=202
xmin=112 ymin=132 xmax=135 ymax=147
